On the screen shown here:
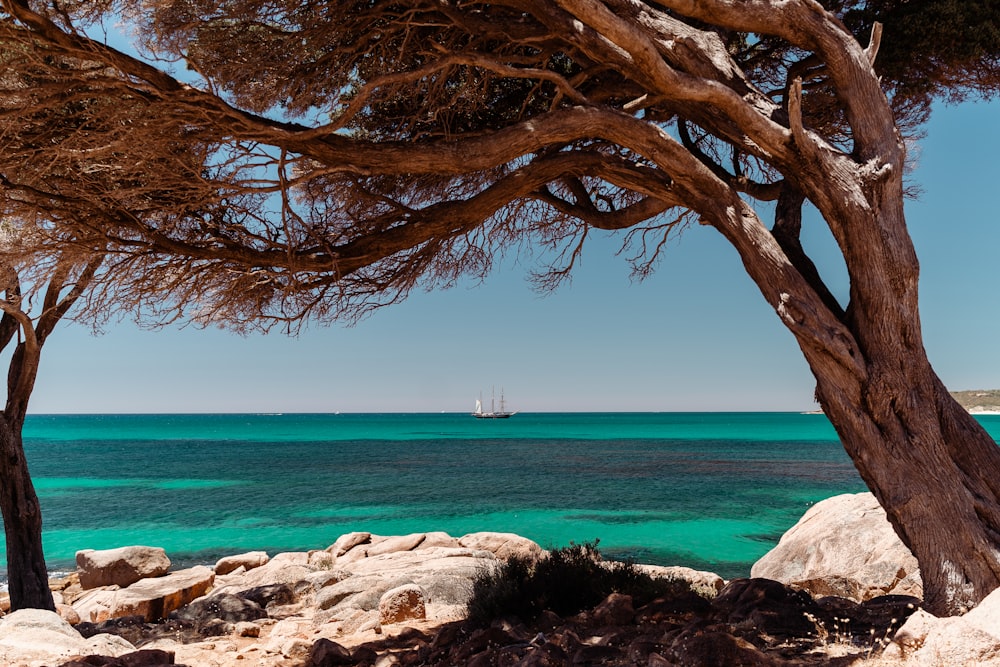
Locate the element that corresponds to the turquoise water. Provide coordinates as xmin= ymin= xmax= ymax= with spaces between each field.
xmin=14 ymin=412 xmax=1000 ymax=580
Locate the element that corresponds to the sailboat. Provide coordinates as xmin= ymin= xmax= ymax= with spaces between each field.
xmin=472 ymin=387 xmax=516 ymax=419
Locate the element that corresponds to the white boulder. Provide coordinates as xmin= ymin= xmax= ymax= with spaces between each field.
xmin=458 ymin=532 xmax=544 ymax=560
xmin=0 ymin=609 xmax=136 ymax=664
xmin=750 ymin=492 xmax=921 ymax=601
xmin=215 ymin=550 xmax=269 ymax=575
xmin=883 ymin=587 xmax=1000 ymax=665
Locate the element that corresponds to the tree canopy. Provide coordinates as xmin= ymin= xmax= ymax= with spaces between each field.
xmin=1 ymin=0 xmax=996 ymax=331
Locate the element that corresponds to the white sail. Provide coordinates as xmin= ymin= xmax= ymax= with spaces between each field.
xmin=472 ymin=388 xmax=516 ymax=418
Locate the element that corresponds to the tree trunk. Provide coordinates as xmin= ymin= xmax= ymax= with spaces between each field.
xmin=0 ymin=415 xmax=55 ymax=611
xmin=708 ymin=147 xmax=1000 ymax=615
xmin=782 ymin=179 xmax=1000 ymax=615
xmin=816 ymin=359 xmax=1000 ymax=616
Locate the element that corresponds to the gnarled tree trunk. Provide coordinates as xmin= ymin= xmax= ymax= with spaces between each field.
xmin=821 ymin=364 xmax=1000 ymax=615
xmin=0 ymin=414 xmax=54 ymax=611
xmin=751 ymin=162 xmax=1000 ymax=615
xmin=0 ymin=261 xmax=100 ymax=611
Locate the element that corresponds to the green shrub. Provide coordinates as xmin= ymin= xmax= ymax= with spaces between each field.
xmin=465 ymin=540 xmax=695 ymax=626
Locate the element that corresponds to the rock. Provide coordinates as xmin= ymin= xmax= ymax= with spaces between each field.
xmin=0 ymin=609 xmax=139 ymax=665
xmin=80 ymin=632 xmax=140 ymax=658
xmin=364 ymin=533 xmax=428 ymax=557
xmin=233 ymin=621 xmax=260 ymax=638
xmin=668 ymin=627 xmax=781 ymax=666
xmin=882 ymin=608 xmax=939 ymax=661
xmin=419 ymin=531 xmax=463 ymax=549
xmin=316 ymin=574 xmax=385 ymax=611
xmin=214 ymin=551 xmax=268 ymax=575
xmin=593 ymin=592 xmax=634 ymax=626
xmin=57 ymin=602 xmax=82 ymax=625
xmin=378 ymin=584 xmax=427 ymax=625
xmin=76 ymin=546 xmax=172 ymax=590
xmin=711 ymin=578 xmax=822 ymax=640
xmin=197 ymin=618 xmax=233 ymax=637
xmin=309 ymin=637 xmax=354 ymax=665
xmin=311 ymin=544 xmax=494 ymax=615
xmin=303 ymin=570 xmax=351 ymax=592
xmin=55 ymin=648 xmax=177 ymax=666
xmin=237 ymin=583 xmax=298 ymax=609
xmin=171 ymin=592 xmax=266 ymax=625
xmin=349 ymin=577 xmax=415 ymax=612
xmin=458 ymin=532 xmax=544 ymax=560
xmin=750 ymin=492 xmax=922 ymax=602
xmin=269 ymin=551 xmax=311 ymax=567
xmin=264 ymin=617 xmax=313 ymax=655
xmin=344 ymin=546 xmax=488 ymax=575
xmin=217 ymin=557 xmax=317 ymax=590
xmin=411 ymin=573 xmax=475 ymax=607
xmin=0 ymin=608 xmax=86 ymax=650
xmin=307 ymin=550 xmax=337 ymax=570
xmin=889 ymin=586 xmax=1000 ymax=665
xmin=637 ymin=564 xmax=725 ymax=597
xmin=73 ymin=566 xmax=215 ymax=623
xmin=327 ymin=532 xmax=372 ymax=557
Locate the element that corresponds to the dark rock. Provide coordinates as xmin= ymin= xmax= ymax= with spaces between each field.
xmin=120 ymin=650 xmax=181 ymax=667
xmin=517 ymin=642 xmax=569 ymax=666
xmin=535 ymin=609 xmax=563 ymax=631
xmin=570 ymin=643 xmax=621 ymax=664
xmin=171 ymin=593 xmax=266 ymax=625
xmin=350 ymin=645 xmax=380 ymax=665
xmin=668 ymin=627 xmax=781 ymax=667
xmin=75 ymin=616 xmax=200 ymax=647
xmin=625 ymin=635 xmax=666 ymax=664
xmin=635 ymin=590 xmax=712 ymax=621
xmin=465 ymin=652 xmax=494 ymax=667
xmin=309 ymin=637 xmax=354 ymax=666
xmin=237 ymin=583 xmax=296 ymax=608
xmin=592 ymin=592 xmax=634 ymax=626
xmin=76 ymin=615 xmax=148 ymax=639
xmin=197 ymin=618 xmax=232 ymax=636
xmin=712 ymin=577 xmax=821 ymax=639
xmin=454 ymin=625 xmax=521 ymax=661
xmin=428 ymin=621 xmax=463 ymax=650
xmin=56 ymin=649 xmax=182 ymax=666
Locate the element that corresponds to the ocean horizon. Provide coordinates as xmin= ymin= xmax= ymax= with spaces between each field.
xmin=14 ymin=412 xmax=1000 ymax=582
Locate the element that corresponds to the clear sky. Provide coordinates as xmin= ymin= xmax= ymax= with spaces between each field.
xmin=24 ymin=98 xmax=1000 ymax=414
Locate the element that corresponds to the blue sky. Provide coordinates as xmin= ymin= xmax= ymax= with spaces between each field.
xmin=27 ymin=98 xmax=1000 ymax=414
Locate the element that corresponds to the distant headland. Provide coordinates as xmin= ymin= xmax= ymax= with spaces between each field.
xmin=951 ymin=390 xmax=1000 ymax=414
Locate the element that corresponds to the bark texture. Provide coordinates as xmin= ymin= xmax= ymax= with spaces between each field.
xmin=0 ymin=415 xmax=54 ymax=611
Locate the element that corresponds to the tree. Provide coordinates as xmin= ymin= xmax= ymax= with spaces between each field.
xmin=1 ymin=0 xmax=999 ymax=615
xmin=0 ymin=256 xmax=101 ymax=611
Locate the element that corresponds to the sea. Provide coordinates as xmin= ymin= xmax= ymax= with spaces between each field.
xmin=13 ymin=412 xmax=1000 ymax=583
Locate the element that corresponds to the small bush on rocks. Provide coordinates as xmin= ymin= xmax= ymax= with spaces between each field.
xmin=466 ymin=541 xmax=694 ymax=626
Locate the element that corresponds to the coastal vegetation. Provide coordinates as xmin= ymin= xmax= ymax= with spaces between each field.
xmin=0 ymin=0 xmax=999 ymax=617
xmin=465 ymin=541 xmax=695 ymax=626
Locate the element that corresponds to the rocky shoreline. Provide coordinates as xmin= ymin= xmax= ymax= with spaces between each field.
xmin=0 ymin=493 xmax=999 ymax=666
